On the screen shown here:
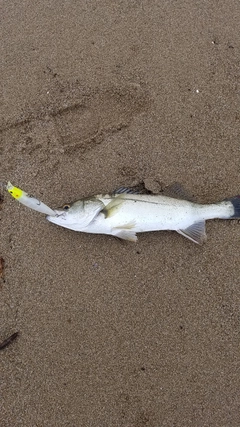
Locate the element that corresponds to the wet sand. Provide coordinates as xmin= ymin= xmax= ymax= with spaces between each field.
xmin=1 ymin=1 xmax=240 ymax=426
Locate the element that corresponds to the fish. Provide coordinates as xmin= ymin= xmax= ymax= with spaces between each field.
xmin=46 ymin=184 xmax=240 ymax=244
xmin=6 ymin=182 xmax=56 ymax=216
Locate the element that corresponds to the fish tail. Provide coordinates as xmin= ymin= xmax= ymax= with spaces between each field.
xmin=197 ymin=196 xmax=240 ymax=221
xmin=226 ymin=195 xmax=240 ymax=218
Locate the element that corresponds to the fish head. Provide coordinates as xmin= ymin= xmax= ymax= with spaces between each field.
xmin=46 ymin=197 xmax=104 ymax=231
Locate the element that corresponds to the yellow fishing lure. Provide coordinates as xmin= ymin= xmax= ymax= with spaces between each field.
xmin=7 ymin=182 xmax=56 ymax=216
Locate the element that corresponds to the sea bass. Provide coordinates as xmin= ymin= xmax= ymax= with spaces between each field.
xmin=46 ymin=184 xmax=240 ymax=244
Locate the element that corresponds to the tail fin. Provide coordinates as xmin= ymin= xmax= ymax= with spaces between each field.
xmin=227 ymin=196 xmax=240 ymax=218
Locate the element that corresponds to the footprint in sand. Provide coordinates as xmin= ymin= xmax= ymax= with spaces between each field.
xmin=0 ymin=79 xmax=151 ymax=158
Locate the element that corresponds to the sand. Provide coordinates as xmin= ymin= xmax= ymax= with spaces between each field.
xmin=1 ymin=1 xmax=240 ymax=426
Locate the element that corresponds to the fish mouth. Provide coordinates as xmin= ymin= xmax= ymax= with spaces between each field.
xmin=46 ymin=210 xmax=66 ymax=222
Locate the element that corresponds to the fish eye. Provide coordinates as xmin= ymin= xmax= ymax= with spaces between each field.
xmin=63 ymin=204 xmax=70 ymax=210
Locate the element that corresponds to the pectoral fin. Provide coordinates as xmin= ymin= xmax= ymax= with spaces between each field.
xmin=177 ymin=221 xmax=206 ymax=244
xmin=102 ymin=196 xmax=124 ymax=218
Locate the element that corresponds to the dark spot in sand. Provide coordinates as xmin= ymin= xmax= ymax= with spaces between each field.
xmin=0 ymin=332 xmax=19 ymax=351
xmin=0 ymin=257 xmax=5 ymax=281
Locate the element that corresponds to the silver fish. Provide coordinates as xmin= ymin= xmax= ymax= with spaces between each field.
xmin=46 ymin=184 xmax=240 ymax=244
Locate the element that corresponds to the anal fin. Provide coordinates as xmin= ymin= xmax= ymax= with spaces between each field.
xmin=177 ymin=221 xmax=206 ymax=244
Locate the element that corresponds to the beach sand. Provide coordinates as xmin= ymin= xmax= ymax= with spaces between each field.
xmin=1 ymin=1 xmax=239 ymax=425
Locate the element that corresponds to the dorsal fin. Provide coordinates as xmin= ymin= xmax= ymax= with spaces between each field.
xmin=162 ymin=182 xmax=195 ymax=202
xmin=114 ymin=182 xmax=195 ymax=201
xmin=113 ymin=182 xmax=152 ymax=195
